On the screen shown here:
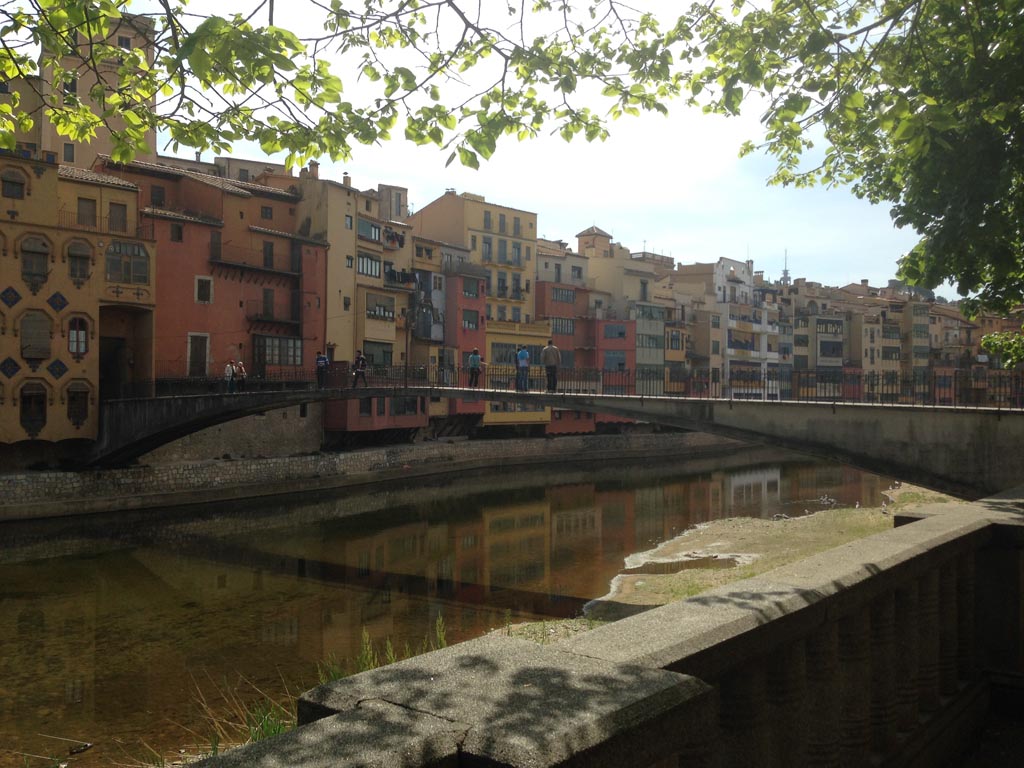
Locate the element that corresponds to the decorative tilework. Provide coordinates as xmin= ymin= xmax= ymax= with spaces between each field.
xmin=0 ymin=357 xmax=21 ymax=379
xmin=47 ymin=291 xmax=69 ymax=313
xmin=1 ymin=286 xmax=21 ymax=308
xmin=47 ymin=359 xmax=68 ymax=379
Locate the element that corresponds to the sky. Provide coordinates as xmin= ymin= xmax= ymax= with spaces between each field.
xmin=152 ymin=0 xmax=938 ymax=296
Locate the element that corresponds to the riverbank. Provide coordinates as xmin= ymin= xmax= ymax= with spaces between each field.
xmin=499 ymin=483 xmax=955 ymax=642
xmin=0 ymin=432 xmax=748 ymax=522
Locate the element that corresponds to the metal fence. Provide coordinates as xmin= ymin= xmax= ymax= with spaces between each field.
xmin=120 ymin=365 xmax=1024 ymax=410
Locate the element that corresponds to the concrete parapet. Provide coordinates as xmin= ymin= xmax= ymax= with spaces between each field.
xmin=196 ymin=486 xmax=1024 ymax=767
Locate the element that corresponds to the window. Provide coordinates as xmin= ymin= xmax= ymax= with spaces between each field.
xmin=711 ymin=314 xmax=721 ymax=329
xmin=497 ymin=239 xmax=507 ymax=263
xmin=604 ymin=351 xmax=626 ymax=371
xmin=483 ymin=210 xmax=492 ymax=230
xmin=712 ymin=340 xmax=720 ymax=354
xmin=1 ymin=168 xmax=26 ymax=199
xmin=63 ymin=143 xmax=75 ymax=163
xmin=462 ymin=277 xmax=478 ymax=297
xmin=571 ymin=265 xmax=583 ymax=280
xmin=377 ymin=397 xmax=387 ymax=416
xmin=498 ymin=213 xmax=506 ymax=233
xmin=363 ymin=341 xmax=393 ymax=364
xmin=67 ymin=241 xmax=90 ymax=283
xmin=638 ymin=333 xmax=664 ymax=349
xmin=68 ymin=317 xmax=88 ymax=357
xmin=20 ymin=236 xmax=50 ymax=290
xmin=481 ymin=237 xmax=492 ymax=261
xmin=77 ymin=197 xmax=97 ymax=227
xmin=604 ymin=323 xmax=626 ymax=339
xmin=497 ymin=305 xmax=506 ymax=321
xmin=118 ymin=35 xmax=132 ymax=49
xmin=20 ymin=382 xmax=47 ymax=437
xmin=0 ymin=81 xmax=7 ymax=93
xmin=511 ymin=307 xmax=521 ymax=322
xmin=345 ymin=255 xmax=354 ymax=268
xmin=343 ymin=296 xmax=351 ymax=310
xmin=67 ymin=382 xmax=89 ymax=427
xmin=260 ymin=205 xmax=273 ymax=220
xmin=345 ymin=214 xmax=353 ymax=229
xmin=552 ymin=287 xmax=576 ymax=303
xmin=357 ymin=219 xmax=381 ymax=241
xmin=262 ymin=288 xmax=274 ymax=318
xmin=462 ymin=310 xmax=479 ymax=330
xmin=151 ymin=185 xmax=165 ymax=206
xmin=819 ymin=340 xmax=843 ymax=358
xmin=63 ymin=76 xmax=77 ymax=96
xmin=254 ymin=334 xmax=303 ymax=366
xmin=170 ymin=223 xmax=183 ymax=242
xmin=105 ymin=240 xmax=149 ymax=284
xmin=364 ymin=198 xmax=371 ymax=212
xmin=470 ymin=235 xmax=477 ymax=250
xmin=263 ymin=241 xmax=274 ymax=269
xmin=108 ymin=202 xmax=127 ymax=232
xmin=195 ymin=277 xmax=213 ymax=304
xmin=551 ymin=317 xmax=575 ymax=335
xmin=359 ymin=397 xmax=372 ymax=416
xmin=669 ymin=331 xmax=682 ymax=350
xmin=794 ymin=335 xmax=809 ymax=347
xmin=357 ymin=252 xmax=381 ymax=277
xmin=415 ymin=245 xmax=434 ymax=259
xmin=513 ymin=217 xmax=521 ymax=236
xmin=239 ymin=169 xmax=250 ymax=181
xmin=512 ymin=242 xmax=521 ymax=262
xmin=20 ymin=311 xmax=51 ymax=365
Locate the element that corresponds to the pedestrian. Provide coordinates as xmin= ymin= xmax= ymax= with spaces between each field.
xmin=516 ymin=345 xmax=530 ymax=392
xmin=315 ymin=350 xmax=329 ymax=388
xmin=352 ymin=349 xmax=368 ymax=388
xmin=541 ymin=339 xmax=561 ymax=392
xmin=468 ymin=347 xmax=484 ymax=388
xmin=224 ymin=359 xmax=236 ymax=394
xmin=235 ymin=360 xmax=247 ymax=391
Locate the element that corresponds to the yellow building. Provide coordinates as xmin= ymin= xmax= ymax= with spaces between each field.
xmin=411 ymin=191 xmax=551 ymax=428
xmin=0 ymin=154 xmax=155 ymax=459
xmin=268 ymin=168 xmax=415 ymax=367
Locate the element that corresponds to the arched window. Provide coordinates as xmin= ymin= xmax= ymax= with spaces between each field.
xmin=66 ymin=381 xmax=91 ymax=427
xmin=1 ymin=168 xmax=26 ymax=199
xmin=68 ymin=317 xmax=88 ymax=358
xmin=67 ymin=240 xmax=92 ymax=286
xmin=20 ymin=381 xmax=47 ymax=437
xmin=20 ymin=310 xmax=52 ymax=369
xmin=20 ymin=236 xmax=50 ymax=293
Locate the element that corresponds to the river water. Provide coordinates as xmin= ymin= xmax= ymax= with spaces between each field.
xmin=0 ymin=451 xmax=890 ymax=766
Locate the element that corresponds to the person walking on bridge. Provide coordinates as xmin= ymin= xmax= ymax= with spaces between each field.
xmin=515 ymin=345 xmax=530 ymax=392
xmin=541 ymin=339 xmax=561 ymax=392
xmin=352 ymin=350 xmax=368 ymax=388
xmin=468 ymin=347 xmax=485 ymax=388
xmin=224 ymin=359 xmax=237 ymax=394
xmin=315 ymin=350 xmax=329 ymax=388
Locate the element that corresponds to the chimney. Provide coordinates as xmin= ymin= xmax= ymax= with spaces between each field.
xmin=861 ymin=279 xmax=869 ymax=286
xmin=308 ymin=160 xmax=319 ymax=179
xmin=342 ymin=172 xmax=351 ymax=187
xmin=195 ymin=151 xmax=201 ymax=161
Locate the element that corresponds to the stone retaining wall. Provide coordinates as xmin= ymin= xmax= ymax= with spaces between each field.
xmin=0 ymin=432 xmax=741 ymax=522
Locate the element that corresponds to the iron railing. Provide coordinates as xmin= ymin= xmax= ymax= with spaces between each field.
xmin=119 ymin=365 xmax=1024 ymax=410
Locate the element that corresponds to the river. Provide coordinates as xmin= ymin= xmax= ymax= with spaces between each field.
xmin=0 ymin=452 xmax=890 ymax=766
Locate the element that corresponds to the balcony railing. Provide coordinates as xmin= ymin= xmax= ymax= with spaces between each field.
xmin=57 ymin=210 xmax=153 ymax=240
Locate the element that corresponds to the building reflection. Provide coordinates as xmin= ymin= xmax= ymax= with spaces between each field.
xmin=0 ymin=460 xmax=884 ymax=766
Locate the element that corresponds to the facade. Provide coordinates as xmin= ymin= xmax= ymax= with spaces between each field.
xmin=95 ymin=157 xmax=328 ymax=381
xmin=0 ymin=154 xmax=155 ymax=455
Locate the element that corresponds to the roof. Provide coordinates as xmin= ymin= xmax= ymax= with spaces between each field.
xmin=142 ymin=206 xmax=222 ymax=226
xmin=58 ymin=164 xmax=138 ymax=191
xmin=249 ymin=225 xmax=329 ymax=247
xmin=98 ymin=155 xmax=300 ymax=200
xmin=576 ymin=225 xmax=613 ymax=238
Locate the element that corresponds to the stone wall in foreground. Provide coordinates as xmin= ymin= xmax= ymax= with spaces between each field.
xmin=0 ymin=431 xmax=742 ymax=521
xmin=193 ymin=489 xmax=1024 ymax=768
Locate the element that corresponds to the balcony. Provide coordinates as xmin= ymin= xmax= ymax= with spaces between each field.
xmin=366 ymin=306 xmax=396 ymax=321
xmin=384 ymin=268 xmax=417 ymax=290
xmin=245 ymin=300 xmax=300 ymax=328
xmin=58 ymin=210 xmax=153 ymax=240
xmin=210 ymin=242 xmax=301 ymax=277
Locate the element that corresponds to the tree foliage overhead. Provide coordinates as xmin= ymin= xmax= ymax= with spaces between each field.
xmin=0 ymin=0 xmax=681 ymax=168
xmin=2 ymin=0 xmax=1024 ymax=323
xmin=684 ymin=0 xmax=1024 ymax=316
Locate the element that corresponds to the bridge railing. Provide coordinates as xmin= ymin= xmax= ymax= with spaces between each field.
xmin=132 ymin=366 xmax=1024 ymax=410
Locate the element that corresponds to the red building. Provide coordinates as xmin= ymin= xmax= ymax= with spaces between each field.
xmin=94 ymin=157 xmax=327 ymax=382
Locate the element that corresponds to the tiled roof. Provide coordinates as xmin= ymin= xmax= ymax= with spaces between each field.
xmin=98 ymin=154 xmax=299 ymax=200
xmin=576 ymin=225 xmax=612 ymax=238
xmin=142 ymin=207 xmax=223 ymax=226
xmin=248 ymin=225 xmax=328 ymax=247
xmin=58 ymin=164 xmax=138 ymax=190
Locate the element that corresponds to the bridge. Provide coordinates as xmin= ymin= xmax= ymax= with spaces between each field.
xmin=93 ymin=380 xmax=1024 ymax=496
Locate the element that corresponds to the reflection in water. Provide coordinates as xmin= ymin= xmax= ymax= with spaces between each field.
xmin=0 ymin=456 xmax=887 ymax=766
